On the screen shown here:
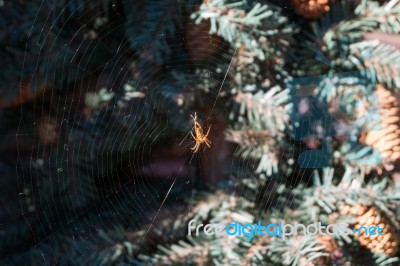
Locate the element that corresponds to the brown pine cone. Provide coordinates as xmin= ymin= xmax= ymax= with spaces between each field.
xmin=359 ymin=84 xmax=400 ymax=163
xmin=313 ymin=234 xmax=338 ymax=265
xmin=291 ymin=0 xmax=330 ymax=19
xmin=340 ymin=205 xmax=399 ymax=256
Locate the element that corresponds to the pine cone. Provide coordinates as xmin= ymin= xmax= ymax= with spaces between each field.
xmin=313 ymin=235 xmax=337 ymax=265
xmin=340 ymin=205 xmax=399 ymax=256
xmin=291 ymin=0 xmax=330 ymax=19
xmin=359 ymin=84 xmax=400 ymax=163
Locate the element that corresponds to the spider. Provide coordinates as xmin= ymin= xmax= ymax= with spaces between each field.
xmin=190 ymin=112 xmax=211 ymax=153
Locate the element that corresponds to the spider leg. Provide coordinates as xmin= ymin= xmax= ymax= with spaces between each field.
xmin=205 ymin=139 xmax=211 ymax=147
xmin=205 ymin=126 xmax=211 ymax=137
xmin=191 ymin=142 xmax=198 ymax=150
xmin=191 ymin=143 xmax=199 ymax=152
xmin=190 ymin=112 xmax=197 ymax=121
xmin=191 ymin=131 xmax=195 ymax=139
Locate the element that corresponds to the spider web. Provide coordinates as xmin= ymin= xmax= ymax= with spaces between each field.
xmin=2 ymin=0 xmax=242 ymax=264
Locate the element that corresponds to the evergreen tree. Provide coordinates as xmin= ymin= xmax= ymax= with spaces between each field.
xmin=0 ymin=0 xmax=400 ymax=265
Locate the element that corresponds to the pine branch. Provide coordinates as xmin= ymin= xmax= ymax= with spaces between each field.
xmin=191 ymin=0 xmax=278 ymax=45
xmin=225 ymin=85 xmax=292 ymax=176
xmin=349 ymin=40 xmax=400 ymax=91
xmin=191 ymin=0 xmax=297 ymax=81
xmin=292 ymin=0 xmax=400 ymax=77
xmin=139 ymin=190 xmax=264 ymax=265
xmin=292 ymin=167 xmax=400 ymax=230
xmin=322 ymin=0 xmax=400 ymax=58
xmin=139 ymin=236 xmax=211 ymax=266
xmin=226 ymin=129 xmax=280 ymax=176
xmin=266 ymin=234 xmax=329 ymax=266
xmin=230 ymin=85 xmax=292 ymax=133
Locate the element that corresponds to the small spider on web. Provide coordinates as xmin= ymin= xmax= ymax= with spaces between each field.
xmin=190 ymin=112 xmax=211 ymax=153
